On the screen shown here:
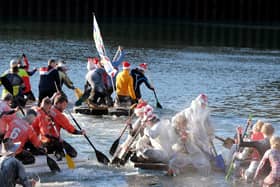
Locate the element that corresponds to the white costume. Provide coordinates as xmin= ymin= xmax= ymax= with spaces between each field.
xmin=168 ymin=94 xmax=214 ymax=176
xmin=135 ymin=105 xmax=174 ymax=163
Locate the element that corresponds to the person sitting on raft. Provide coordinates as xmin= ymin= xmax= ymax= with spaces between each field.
xmin=115 ymin=61 xmax=137 ymax=107
xmin=133 ymin=104 xmax=173 ymax=164
xmin=237 ymin=123 xmax=275 ymax=180
xmin=111 ymin=100 xmax=148 ymax=165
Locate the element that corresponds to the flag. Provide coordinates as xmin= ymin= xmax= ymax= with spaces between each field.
xmin=92 ymin=14 xmax=117 ymax=78
xmin=93 ymin=14 xmax=106 ymax=57
xmin=101 ymin=56 xmax=117 ymax=78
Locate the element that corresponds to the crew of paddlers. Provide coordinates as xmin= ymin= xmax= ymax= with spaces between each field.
xmin=0 ymin=52 xmax=279 ymax=187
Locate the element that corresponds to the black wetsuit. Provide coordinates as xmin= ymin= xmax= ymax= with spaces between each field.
xmin=131 ymin=68 xmax=153 ymax=99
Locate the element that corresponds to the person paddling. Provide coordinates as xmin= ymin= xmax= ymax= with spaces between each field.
xmin=38 ymin=59 xmax=61 ymax=106
xmin=115 ymin=61 xmax=137 ymax=107
xmin=48 ymin=95 xmax=85 ymax=160
xmin=131 ymin=63 xmax=154 ymax=100
xmin=0 ymin=93 xmax=19 ymax=143
xmin=4 ymin=109 xmax=44 ymax=165
xmin=56 ymin=60 xmax=75 ymax=97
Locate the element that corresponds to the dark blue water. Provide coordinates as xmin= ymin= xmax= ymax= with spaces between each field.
xmin=1 ymin=21 xmax=280 ymax=186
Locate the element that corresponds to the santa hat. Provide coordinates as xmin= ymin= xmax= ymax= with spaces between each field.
xmin=138 ymin=63 xmax=148 ymax=71
xmin=87 ymin=57 xmax=99 ymax=71
xmin=143 ymin=105 xmax=157 ymax=122
xmin=134 ymin=100 xmax=148 ymax=115
xmin=122 ymin=61 xmax=130 ymax=70
xmin=196 ymin=93 xmax=208 ymax=105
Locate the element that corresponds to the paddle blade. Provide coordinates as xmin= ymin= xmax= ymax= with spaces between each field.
xmin=65 ymin=154 xmax=75 ymax=169
xmin=156 ymin=101 xmax=163 ymax=109
xmin=46 ymin=156 xmax=61 ymax=172
xmin=109 ymin=139 xmax=120 ymax=156
xmin=215 ymin=154 xmax=226 ymax=171
xmin=96 ymin=150 xmax=110 ymax=165
xmin=74 ymin=88 xmax=83 ymax=99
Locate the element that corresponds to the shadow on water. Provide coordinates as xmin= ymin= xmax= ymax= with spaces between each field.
xmin=0 ymin=19 xmax=280 ymax=49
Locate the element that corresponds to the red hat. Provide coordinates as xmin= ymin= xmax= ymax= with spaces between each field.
xmin=138 ymin=63 xmax=148 ymax=71
xmin=134 ymin=100 xmax=148 ymax=115
xmin=88 ymin=57 xmax=99 ymax=64
xmin=196 ymin=93 xmax=208 ymax=105
xmin=122 ymin=61 xmax=130 ymax=69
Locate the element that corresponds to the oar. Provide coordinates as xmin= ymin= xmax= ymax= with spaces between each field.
xmin=153 ymin=90 xmax=162 ymax=109
xmin=74 ymin=87 xmax=83 ymax=99
xmin=109 ymin=104 xmax=136 ymax=156
xmin=215 ymin=135 xmax=235 ymax=144
xmin=67 ymin=110 xmax=110 ymax=165
xmin=225 ymin=114 xmax=252 ymax=180
xmin=37 ymin=149 xmax=60 ymax=172
xmin=210 ymin=140 xmax=226 ymax=172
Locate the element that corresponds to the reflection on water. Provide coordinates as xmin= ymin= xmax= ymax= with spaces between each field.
xmin=0 ymin=20 xmax=280 ymax=49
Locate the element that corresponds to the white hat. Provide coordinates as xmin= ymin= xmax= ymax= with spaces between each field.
xmin=10 ymin=59 xmax=18 ymax=68
xmin=0 ymin=138 xmax=21 ymax=156
xmin=57 ymin=61 xmax=68 ymax=70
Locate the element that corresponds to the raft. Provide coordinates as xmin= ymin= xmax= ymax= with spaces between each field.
xmin=133 ymin=162 xmax=168 ymax=171
xmin=73 ymin=105 xmax=132 ymax=116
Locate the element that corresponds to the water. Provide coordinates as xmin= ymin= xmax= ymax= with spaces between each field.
xmin=1 ymin=20 xmax=280 ymax=186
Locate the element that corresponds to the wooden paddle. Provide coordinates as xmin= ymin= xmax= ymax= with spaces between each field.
xmin=74 ymin=87 xmax=83 ymax=99
xmin=153 ymin=90 xmax=163 ymax=109
xmin=109 ymin=104 xmax=137 ymax=156
xmin=225 ymin=114 xmax=252 ymax=181
xmin=67 ymin=110 xmax=110 ymax=165
xmin=51 ymin=125 xmax=76 ymax=169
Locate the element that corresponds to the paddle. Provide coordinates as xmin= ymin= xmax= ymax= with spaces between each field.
xmin=74 ymin=87 xmax=83 ymax=99
xmin=37 ymin=149 xmax=61 ymax=172
xmin=109 ymin=104 xmax=137 ymax=156
xmin=225 ymin=114 xmax=252 ymax=180
xmin=210 ymin=140 xmax=226 ymax=172
xmin=153 ymin=90 xmax=163 ymax=109
xmin=67 ymin=110 xmax=110 ymax=165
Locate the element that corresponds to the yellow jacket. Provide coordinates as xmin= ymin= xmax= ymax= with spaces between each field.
xmin=116 ymin=70 xmax=136 ymax=99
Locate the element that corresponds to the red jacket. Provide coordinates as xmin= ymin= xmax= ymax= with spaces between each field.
xmin=5 ymin=118 xmax=41 ymax=154
xmin=49 ymin=106 xmax=76 ymax=136
xmin=32 ymin=108 xmax=54 ymax=143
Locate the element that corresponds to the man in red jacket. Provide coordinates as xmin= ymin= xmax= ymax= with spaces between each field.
xmin=4 ymin=109 xmax=44 ymax=165
xmin=38 ymin=95 xmax=85 ymax=160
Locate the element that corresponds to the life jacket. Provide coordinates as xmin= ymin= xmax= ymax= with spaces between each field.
xmin=1 ymin=72 xmax=24 ymax=98
xmin=17 ymin=68 xmax=31 ymax=93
